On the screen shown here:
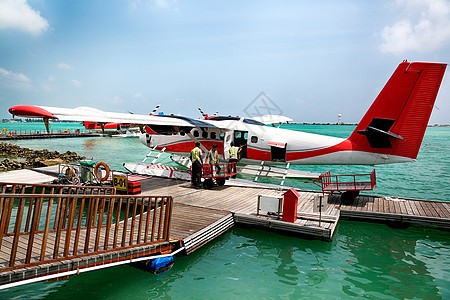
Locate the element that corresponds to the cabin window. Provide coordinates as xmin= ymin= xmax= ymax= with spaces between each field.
xmin=202 ymin=131 xmax=208 ymax=139
xmin=180 ymin=131 xmax=185 ymax=136
xmin=193 ymin=130 xmax=199 ymax=137
xmin=219 ymin=132 xmax=225 ymax=140
xmin=211 ymin=132 xmax=217 ymax=139
xmin=244 ymin=132 xmax=248 ymax=139
xmin=251 ymin=136 xmax=258 ymax=143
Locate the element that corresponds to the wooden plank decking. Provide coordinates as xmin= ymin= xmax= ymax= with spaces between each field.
xmin=1 ymin=170 xmax=449 ymax=287
xmin=140 ymin=177 xmax=340 ymax=242
xmin=139 ymin=177 xmax=450 ymax=244
xmin=339 ymin=195 xmax=450 ymax=229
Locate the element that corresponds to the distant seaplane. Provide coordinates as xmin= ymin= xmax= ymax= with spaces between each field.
xmin=8 ymin=61 xmax=447 ymax=168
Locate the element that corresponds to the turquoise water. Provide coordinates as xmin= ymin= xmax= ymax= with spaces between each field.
xmin=5 ymin=123 xmax=450 ymax=202
xmin=0 ymin=122 xmax=85 ymax=134
xmin=1 ymin=123 xmax=449 ymax=299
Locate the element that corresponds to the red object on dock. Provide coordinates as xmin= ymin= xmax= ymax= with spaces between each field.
xmin=127 ymin=180 xmax=141 ymax=195
xmin=282 ymin=188 xmax=300 ymax=223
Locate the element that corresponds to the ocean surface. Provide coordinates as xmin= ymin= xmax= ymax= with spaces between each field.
xmin=1 ymin=122 xmax=449 ymax=299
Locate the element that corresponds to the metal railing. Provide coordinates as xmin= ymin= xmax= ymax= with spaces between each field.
xmin=0 ymin=193 xmax=172 ymax=271
xmin=314 ymin=170 xmax=376 ymax=192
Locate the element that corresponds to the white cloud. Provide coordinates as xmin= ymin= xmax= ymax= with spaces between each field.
xmin=129 ymin=0 xmax=179 ymax=12
xmin=133 ymin=92 xmax=144 ymax=98
xmin=72 ymin=79 xmax=82 ymax=87
xmin=380 ymin=0 xmax=450 ymax=53
xmin=0 ymin=0 xmax=49 ymax=36
xmin=153 ymin=0 xmax=178 ymax=10
xmin=40 ymin=75 xmax=56 ymax=92
xmin=0 ymin=67 xmax=31 ymax=89
xmin=58 ymin=63 xmax=73 ymax=70
xmin=112 ymin=96 xmax=124 ymax=104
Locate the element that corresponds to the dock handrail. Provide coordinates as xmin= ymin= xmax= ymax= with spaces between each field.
xmin=0 ymin=182 xmax=116 ymax=196
xmin=0 ymin=193 xmax=173 ymax=272
xmin=314 ymin=170 xmax=376 ymax=192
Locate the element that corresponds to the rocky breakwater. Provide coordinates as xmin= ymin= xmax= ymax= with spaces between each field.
xmin=0 ymin=142 xmax=85 ymax=172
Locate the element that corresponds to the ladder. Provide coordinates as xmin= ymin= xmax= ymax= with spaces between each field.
xmin=254 ymin=161 xmax=291 ymax=186
xmin=280 ymin=163 xmax=290 ymax=186
xmin=142 ymin=146 xmax=166 ymax=164
xmin=254 ymin=161 xmax=266 ymax=182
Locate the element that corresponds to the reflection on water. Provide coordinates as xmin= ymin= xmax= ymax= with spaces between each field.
xmin=338 ymin=221 xmax=443 ymax=298
xmin=275 ymin=247 xmax=300 ymax=286
xmin=3 ymin=223 xmax=449 ymax=299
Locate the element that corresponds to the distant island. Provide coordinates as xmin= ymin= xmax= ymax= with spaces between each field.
xmin=286 ymin=122 xmax=449 ymax=127
xmin=2 ymin=119 xmax=449 ymax=127
xmin=286 ymin=122 xmax=358 ymax=126
xmin=1 ymin=119 xmax=78 ymax=123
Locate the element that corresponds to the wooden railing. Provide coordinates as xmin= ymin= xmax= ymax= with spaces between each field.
xmin=0 ymin=193 xmax=172 ymax=271
xmin=0 ymin=182 xmax=116 ymax=196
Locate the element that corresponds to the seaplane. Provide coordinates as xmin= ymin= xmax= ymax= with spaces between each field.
xmin=8 ymin=61 xmax=447 ymax=184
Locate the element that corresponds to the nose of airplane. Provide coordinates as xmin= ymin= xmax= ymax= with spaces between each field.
xmin=139 ymin=133 xmax=150 ymax=147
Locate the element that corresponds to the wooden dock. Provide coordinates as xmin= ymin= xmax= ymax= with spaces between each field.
xmin=137 ymin=176 xmax=450 ymax=245
xmin=0 ymin=131 xmax=104 ymax=140
xmin=0 ymin=170 xmax=449 ymax=287
xmin=339 ymin=195 xmax=450 ymax=230
xmin=141 ymin=177 xmax=341 ymax=242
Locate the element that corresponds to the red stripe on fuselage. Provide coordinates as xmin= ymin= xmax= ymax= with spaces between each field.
xmin=246 ymin=140 xmax=353 ymax=162
xmin=155 ymin=140 xmax=225 ymax=155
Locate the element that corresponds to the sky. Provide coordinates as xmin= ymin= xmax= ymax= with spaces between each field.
xmin=1 ymin=0 xmax=450 ymax=124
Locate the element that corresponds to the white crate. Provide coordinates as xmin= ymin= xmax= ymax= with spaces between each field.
xmin=257 ymin=194 xmax=283 ymax=217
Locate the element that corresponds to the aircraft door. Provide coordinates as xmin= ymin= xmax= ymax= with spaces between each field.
xmin=223 ymin=130 xmax=233 ymax=160
xmin=234 ymin=131 xmax=248 ymax=159
xmin=270 ymin=141 xmax=287 ymax=162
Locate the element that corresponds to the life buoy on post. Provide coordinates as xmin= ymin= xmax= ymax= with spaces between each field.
xmin=94 ymin=162 xmax=110 ymax=182
xmin=72 ymin=176 xmax=80 ymax=186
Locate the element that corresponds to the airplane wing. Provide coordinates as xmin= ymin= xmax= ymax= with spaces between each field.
xmin=249 ymin=114 xmax=293 ymax=124
xmin=8 ymin=105 xmax=217 ymax=128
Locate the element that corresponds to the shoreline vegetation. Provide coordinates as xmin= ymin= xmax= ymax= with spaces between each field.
xmin=0 ymin=142 xmax=84 ymax=172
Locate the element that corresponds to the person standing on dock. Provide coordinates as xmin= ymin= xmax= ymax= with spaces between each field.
xmin=190 ymin=142 xmax=203 ymax=188
xmin=207 ymin=144 xmax=220 ymax=175
xmin=229 ymin=142 xmax=239 ymax=179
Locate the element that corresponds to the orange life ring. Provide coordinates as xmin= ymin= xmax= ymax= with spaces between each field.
xmin=94 ymin=162 xmax=110 ymax=182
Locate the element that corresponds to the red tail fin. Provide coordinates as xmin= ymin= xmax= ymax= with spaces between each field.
xmin=348 ymin=61 xmax=446 ymax=160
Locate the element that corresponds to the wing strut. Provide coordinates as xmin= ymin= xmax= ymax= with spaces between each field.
xmin=43 ymin=117 xmax=50 ymax=133
xmin=186 ymin=132 xmax=208 ymax=153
